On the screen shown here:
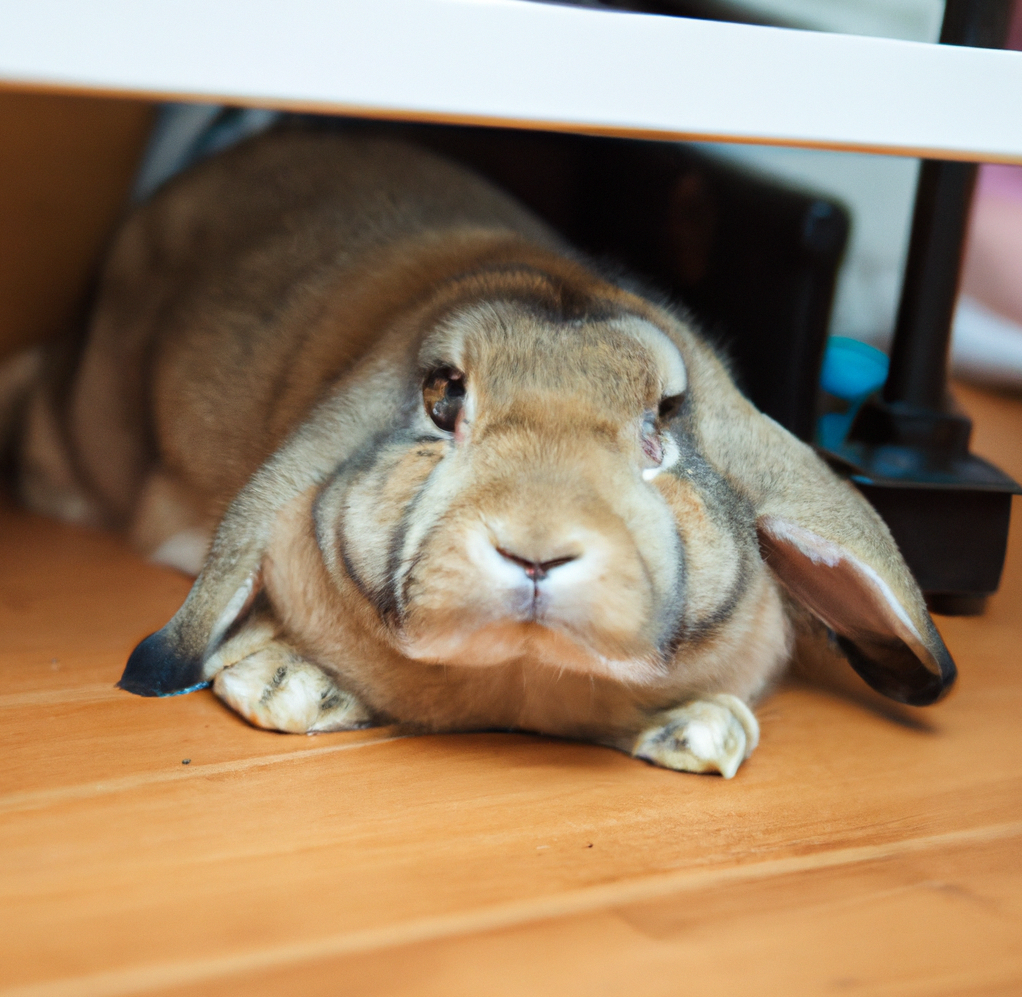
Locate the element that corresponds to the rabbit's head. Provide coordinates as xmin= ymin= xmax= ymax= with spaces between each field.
xmin=318 ymin=281 xmax=711 ymax=684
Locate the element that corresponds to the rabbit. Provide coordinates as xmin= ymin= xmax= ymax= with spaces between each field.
xmin=5 ymin=127 xmax=955 ymax=778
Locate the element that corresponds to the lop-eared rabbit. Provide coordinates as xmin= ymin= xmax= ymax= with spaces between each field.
xmin=4 ymin=129 xmax=954 ymax=777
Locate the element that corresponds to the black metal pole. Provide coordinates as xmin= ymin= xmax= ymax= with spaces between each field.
xmin=882 ymin=161 xmax=977 ymax=408
xmin=882 ymin=0 xmax=1014 ymax=410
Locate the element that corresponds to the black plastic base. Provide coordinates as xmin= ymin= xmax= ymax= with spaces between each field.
xmin=927 ymin=593 xmax=988 ymax=617
xmin=823 ymin=438 xmax=1020 ymax=614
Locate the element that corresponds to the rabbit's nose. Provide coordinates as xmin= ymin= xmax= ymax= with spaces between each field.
xmin=495 ymin=547 xmax=579 ymax=581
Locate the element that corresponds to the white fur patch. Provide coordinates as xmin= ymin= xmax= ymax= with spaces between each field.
xmin=633 ymin=695 xmax=759 ymax=778
xmin=204 ymin=572 xmax=258 ymax=658
xmin=401 ymin=522 xmax=669 ymax=685
xmin=760 ymin=515 xmax=842 ymax=567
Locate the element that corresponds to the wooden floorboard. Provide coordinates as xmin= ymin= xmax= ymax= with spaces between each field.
xmin=2 ymin=382 xmax=1021 ymax=996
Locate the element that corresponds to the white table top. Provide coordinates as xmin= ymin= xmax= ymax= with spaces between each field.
xmin=1 ymin=0 xmax=1021 ymax=162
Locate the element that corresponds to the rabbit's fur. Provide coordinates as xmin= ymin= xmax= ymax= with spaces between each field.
xmin=8 ymin=129 xmax=954 ymax=777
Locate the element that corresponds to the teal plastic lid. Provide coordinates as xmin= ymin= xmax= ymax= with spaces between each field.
xmin=820 ymin=336 xmax=889 ymax=401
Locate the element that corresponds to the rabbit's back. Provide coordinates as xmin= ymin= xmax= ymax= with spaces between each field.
xmin=42 ymin=130 xmax=563 ymax=523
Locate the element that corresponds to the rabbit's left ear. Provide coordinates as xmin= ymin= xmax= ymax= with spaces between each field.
xmin=680 ymin=334 xmax=955 ymax=706
xmin=756 ymin=516 xmax=955 ymax=705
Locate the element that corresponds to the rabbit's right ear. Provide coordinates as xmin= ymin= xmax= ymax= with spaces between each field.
xmin=683 ymin=335 xmax=955 ymax=707
xmin=118 ymin=361 xmax=408 ymax=696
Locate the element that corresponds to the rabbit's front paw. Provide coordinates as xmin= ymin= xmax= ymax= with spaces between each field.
xmin=213 ymin=644 xmax=371 ymax=734
xmin=633 ymin=695 xmax=759 ymax=778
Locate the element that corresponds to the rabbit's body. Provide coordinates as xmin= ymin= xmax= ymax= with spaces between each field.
xmin=10 ymin=129 xmax=955 ymax=777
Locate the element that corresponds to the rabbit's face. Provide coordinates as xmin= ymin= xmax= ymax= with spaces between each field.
xmin=320 ymin=298 xmax=763 ymax=686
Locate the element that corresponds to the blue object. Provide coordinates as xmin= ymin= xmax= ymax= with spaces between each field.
xmin=160 ymin=681 xmax=211 ymax=698
xmin=820 ymin=336 xmax=889 ymax=401
xmin=817 ymin=337 xmax=890 ymax=450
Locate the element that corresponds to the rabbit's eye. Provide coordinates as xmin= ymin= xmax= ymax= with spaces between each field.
xmin=423 ymin=367 xmax=466 ymax=432
xmin=658 ymin=393 xmax=684 ymax=422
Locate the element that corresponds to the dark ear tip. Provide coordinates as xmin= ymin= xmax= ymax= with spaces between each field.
xmin=903 ymin=629 xmax=957 ymax=706
xmin=117 ymin=628 xmax=206 ymax=698
xmin=893 ymin=660 xmax=956 ymax=707
xmin=835 ymin=634 xmax=957 ymax=707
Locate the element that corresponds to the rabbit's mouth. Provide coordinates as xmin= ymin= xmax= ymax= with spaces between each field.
xmin=392 ymin=524 xmax=674 ymax=684
xmin=396 ymin=616 xmax=672 ymax=687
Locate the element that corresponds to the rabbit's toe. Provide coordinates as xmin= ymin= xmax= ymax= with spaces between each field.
xmin=213 ymin=645 xmax=371 ymax=733
xmin=633 ymin=695 xmax=759 ymax=778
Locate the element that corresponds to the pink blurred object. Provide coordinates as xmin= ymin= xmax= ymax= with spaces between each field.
xmin=1011 ymin=0 xmax=1022 ymax=49
xmin=976 ymin=0 xmax=1022 ymax=203
xmin=956 ymin=0 xmax=1022 ymax=352
xmin=977 ymin=163 xmax=1022 ymax=203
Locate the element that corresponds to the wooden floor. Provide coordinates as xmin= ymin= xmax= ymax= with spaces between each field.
xmin=2 ymin=383 xmax=1021 ymax=997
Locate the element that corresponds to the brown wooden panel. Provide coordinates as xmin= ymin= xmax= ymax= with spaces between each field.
xmin=0 ymin=503 xmax=188 ymax=692
xmin=0 ymin=91 xmax=154 ymax=361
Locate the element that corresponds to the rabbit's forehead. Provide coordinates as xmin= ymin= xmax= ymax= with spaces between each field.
xmin=427 ymin=304 xmax=687 ymax=403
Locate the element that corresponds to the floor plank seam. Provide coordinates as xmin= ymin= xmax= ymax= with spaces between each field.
xmin=0 ymin=734 xmax=407 ymax=814
xmin=0 ymin=684 xmax=122 ymax=709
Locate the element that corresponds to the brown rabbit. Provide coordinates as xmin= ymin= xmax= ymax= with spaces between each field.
xmin=7 ymin=128 xmax=954 ymax=777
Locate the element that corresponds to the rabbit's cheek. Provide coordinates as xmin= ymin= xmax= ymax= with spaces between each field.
xmin=537 ymin=543 xmax=646 ymax=633
xmin=399 ymin=618 xmax=531 ymax=667
xmin=327 ymin=438 xmax=448 ymax=607
xmin=406 ymin=524 xmax=540 ymax=625
xmin=652 ymin=472 xmax=752 ymax=629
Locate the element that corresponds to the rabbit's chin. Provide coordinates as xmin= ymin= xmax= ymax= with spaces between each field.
xmin=396 ymin=618 xmax=669 ymax=687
